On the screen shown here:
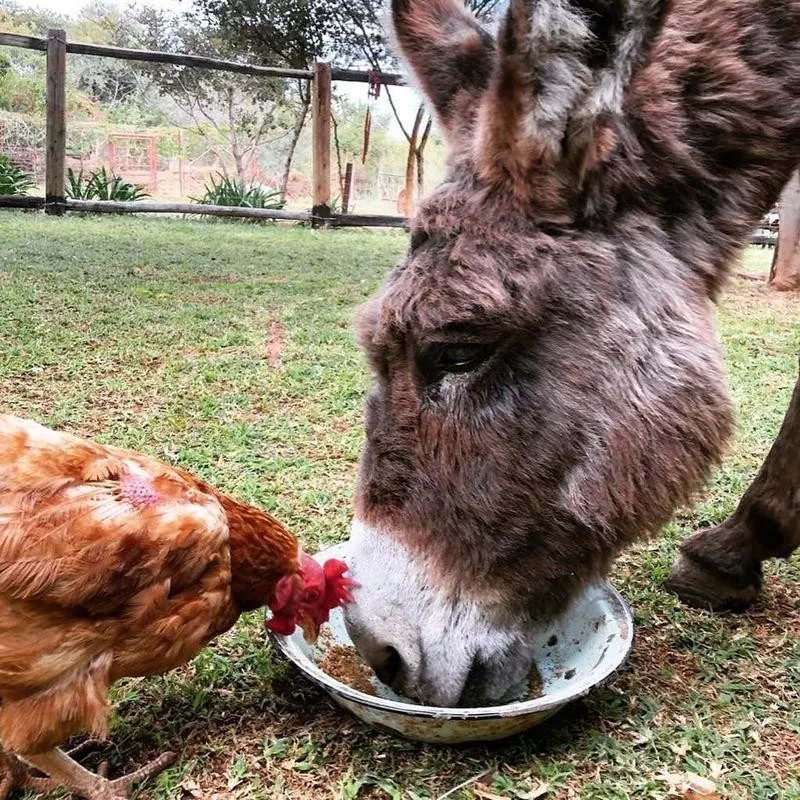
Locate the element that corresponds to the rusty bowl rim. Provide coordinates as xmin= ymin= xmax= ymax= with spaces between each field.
xmin=269 ymin=544 xmax=634 ymax=721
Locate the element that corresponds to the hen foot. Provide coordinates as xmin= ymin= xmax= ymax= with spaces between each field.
xmin=104 ymin=752 xmax=177 ymax=798
xmin=66 ymin=739 xmax=105 ymax=760
xmin=22 ymin=747 xmax=176 ymax=800
xmin=0 ymin=750 xmax=58 ymax=799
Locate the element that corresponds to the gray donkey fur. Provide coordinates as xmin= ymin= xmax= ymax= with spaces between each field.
xmin=343 ymin=0 xmax=800 ymax=706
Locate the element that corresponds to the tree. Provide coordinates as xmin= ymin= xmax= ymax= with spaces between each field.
xmin=190 ymin=0 xmax=355 ymax=195
xmin=0 ymin=1 xmax=63 ymax=115
xmin=134 ymin=11 xmax=288 ymax=185
xmin=327 ymin=0 xmax=504 ymax=214
xmin=770 ymin=171 xmax=800 ymax=292
xmin=71 ymin=3 xmax=148 ymax=111
xmin=0 ymin=2 xmax=169 ymax=122
xmin=0 ymin=0 xmax=68 ymax=36
xmin=190 ymin=0 xmax=504 ymax=207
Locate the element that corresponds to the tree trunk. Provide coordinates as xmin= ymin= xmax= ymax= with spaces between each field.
xmin=233 ymin=150 xmax=246 ymax=183
xmin=769 ymin=170 xmax=800 ymax=292
xmin=666 ymin=357 xmax=800 ymax=610
xmin=226 ymin=88 xmax=247 ymax=184
xmin=416 ymin=116 xmax=433 ymax=199
xmin=400 ymin=105 xmax=425 ymax=217
xmin=279 ymin=86 xmax=311 ymax=198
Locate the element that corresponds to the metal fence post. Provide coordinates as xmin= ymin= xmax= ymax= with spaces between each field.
xmin=45 ymin=28 xmax=67 ymax=215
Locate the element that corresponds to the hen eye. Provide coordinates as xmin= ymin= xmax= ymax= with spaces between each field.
xmin=302 ymin=588 xmax=321 ymax=604
xmin=431 ymin=342 xmax=494 ymax=374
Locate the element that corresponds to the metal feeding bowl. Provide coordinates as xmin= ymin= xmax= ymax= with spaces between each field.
xmin=269 ymin=542 xmax=634 ymax=744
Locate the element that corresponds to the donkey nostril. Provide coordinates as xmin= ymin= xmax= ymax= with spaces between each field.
xmin=371 ymin=645 xmax=402 ymax=687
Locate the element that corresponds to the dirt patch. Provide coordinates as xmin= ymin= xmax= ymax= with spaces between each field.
xmin=725 ymin=280 xmax=800 ymax=312
xmin=319 ymin=645 xmax=377 ymax=696
xmin=266 ymin=321 xmax=286 ymax=367
xmin=615 ymin=628 xmax=703 ymax=713
xmin=758 ymin=724 xmax=800 ymax=787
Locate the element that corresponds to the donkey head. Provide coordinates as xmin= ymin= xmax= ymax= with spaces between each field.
xmin=342 ymin=0 xmax=789 ymax=706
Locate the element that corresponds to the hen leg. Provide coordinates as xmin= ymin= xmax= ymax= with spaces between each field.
xmin=106 ymin=752 xmax=177 ymax=796
xmin=0 ymin=750 xmax=58 ymax=799
xmin=23 ymin=747 xmax=176 ymax=800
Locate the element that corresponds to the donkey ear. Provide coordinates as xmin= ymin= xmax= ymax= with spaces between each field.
xmin=392 ymin=0 xmax=496 ymax=147
xmin=475 ymin=0 xmax=667 ymax=215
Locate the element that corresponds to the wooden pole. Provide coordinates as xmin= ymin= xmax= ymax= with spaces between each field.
xmin=342 ymin=162 xmax=354 ymax=215
xmin=312 ymin=62 xmax=332 ymax=227
xmin=45 ymin=28 xmax=67 ymax=215
xmin=770 ymin=171 xmax=800 ymax=291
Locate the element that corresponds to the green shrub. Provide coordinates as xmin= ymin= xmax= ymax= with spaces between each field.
xmin=192 ymin=173 xmax=285 ymax=210
xmin=0 ymin=155 xmax=36 ymax=196
xmin=66 ymin=167 xmax=150 ymax=202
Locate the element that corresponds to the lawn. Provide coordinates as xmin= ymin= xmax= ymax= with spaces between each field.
xmin=0 ymin=214 xmax=798 ymax=800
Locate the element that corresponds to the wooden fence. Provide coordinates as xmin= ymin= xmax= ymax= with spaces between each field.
xmin=0 ymin=29 xmax=408 ymax=228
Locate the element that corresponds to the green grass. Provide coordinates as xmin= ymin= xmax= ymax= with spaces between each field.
xmin=0 ymin=215 xmax=798 ymax=800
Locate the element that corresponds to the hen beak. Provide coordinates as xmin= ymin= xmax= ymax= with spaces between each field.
xmin=298 ymin=613 xmax=321 ymax=644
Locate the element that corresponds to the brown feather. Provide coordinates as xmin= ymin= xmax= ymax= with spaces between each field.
xmin=0 ymin=415 xmax=301 ymax=755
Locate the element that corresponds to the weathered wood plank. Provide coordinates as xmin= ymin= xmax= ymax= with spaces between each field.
xmin=312 ymin=62 xmax=333 ymax=227
xmin=330 ymin=67 xmax=404 ymax=86
xmin=331 ymin=214 xmax=408 ymax=229
xmin=66 ymin=41 xmax=313 ymax=80
xmin=0 ymin=31 xmax=405 ymax=84
xmin=45 ymin=29 xmax=67 ymax=216
xmin=0 ymin=197 xmax=408 ymax=228
xmin=0 ymin=32 xmax=47 ymax=50
xmin=342 ymin=162 xmax=354 ymax=215
xmin=0 ymin=196 xmax=46 ymax=209
xmin=64 ymin=200 xmax=313 ymax=221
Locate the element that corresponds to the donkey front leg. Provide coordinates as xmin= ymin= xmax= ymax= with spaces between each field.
xmin=667 ymin=357 xmax=800 ymax=611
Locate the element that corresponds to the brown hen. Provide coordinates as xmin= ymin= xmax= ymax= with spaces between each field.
xmin=0 ymin=415 xmax=354 ymax=800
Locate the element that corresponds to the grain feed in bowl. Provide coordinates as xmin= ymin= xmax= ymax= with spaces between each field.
xmin=319 ymin=645 xmax=377 ymax=697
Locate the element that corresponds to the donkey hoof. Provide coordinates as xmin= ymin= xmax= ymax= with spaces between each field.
xmin=665 ymin=553 xmax=760 ymax=612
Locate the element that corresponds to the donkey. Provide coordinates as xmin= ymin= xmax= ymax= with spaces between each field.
xmin=343 ymin=0 xmax=800 ymax=707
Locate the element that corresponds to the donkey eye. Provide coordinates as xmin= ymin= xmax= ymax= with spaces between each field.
xmin=431 ymin=342 xmax=494 ymax=374
xmin=409 ymin=229 xmax=429 ymax=252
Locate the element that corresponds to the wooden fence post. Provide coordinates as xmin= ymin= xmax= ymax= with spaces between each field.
xmin=45 ymin=28 xmax=67 ymax=215
xmin=342 ymin=162 xmax=354 ymax=215
xmin=312 ymin=62 xmax=332 ymax=227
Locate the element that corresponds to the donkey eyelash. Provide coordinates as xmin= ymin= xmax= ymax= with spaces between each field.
xmin=409 ymin=230 xmax=430 ymax=252
xmin=417 ymin=341 xmax=497 ymax=380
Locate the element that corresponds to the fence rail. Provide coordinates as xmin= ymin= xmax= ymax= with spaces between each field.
xmin=0 ymin=194 xmax=408 ymax=227
xmin=0 ymin=28 xmax=407 ymax=228
xmin=0 ymin=32 xmax=405 ymax=84
xmin=0 ymin=28 xmax=780 ymax=241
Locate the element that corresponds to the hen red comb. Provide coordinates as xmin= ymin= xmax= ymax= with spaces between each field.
xmin=322 ymin=558 xmax=358 ymax=609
